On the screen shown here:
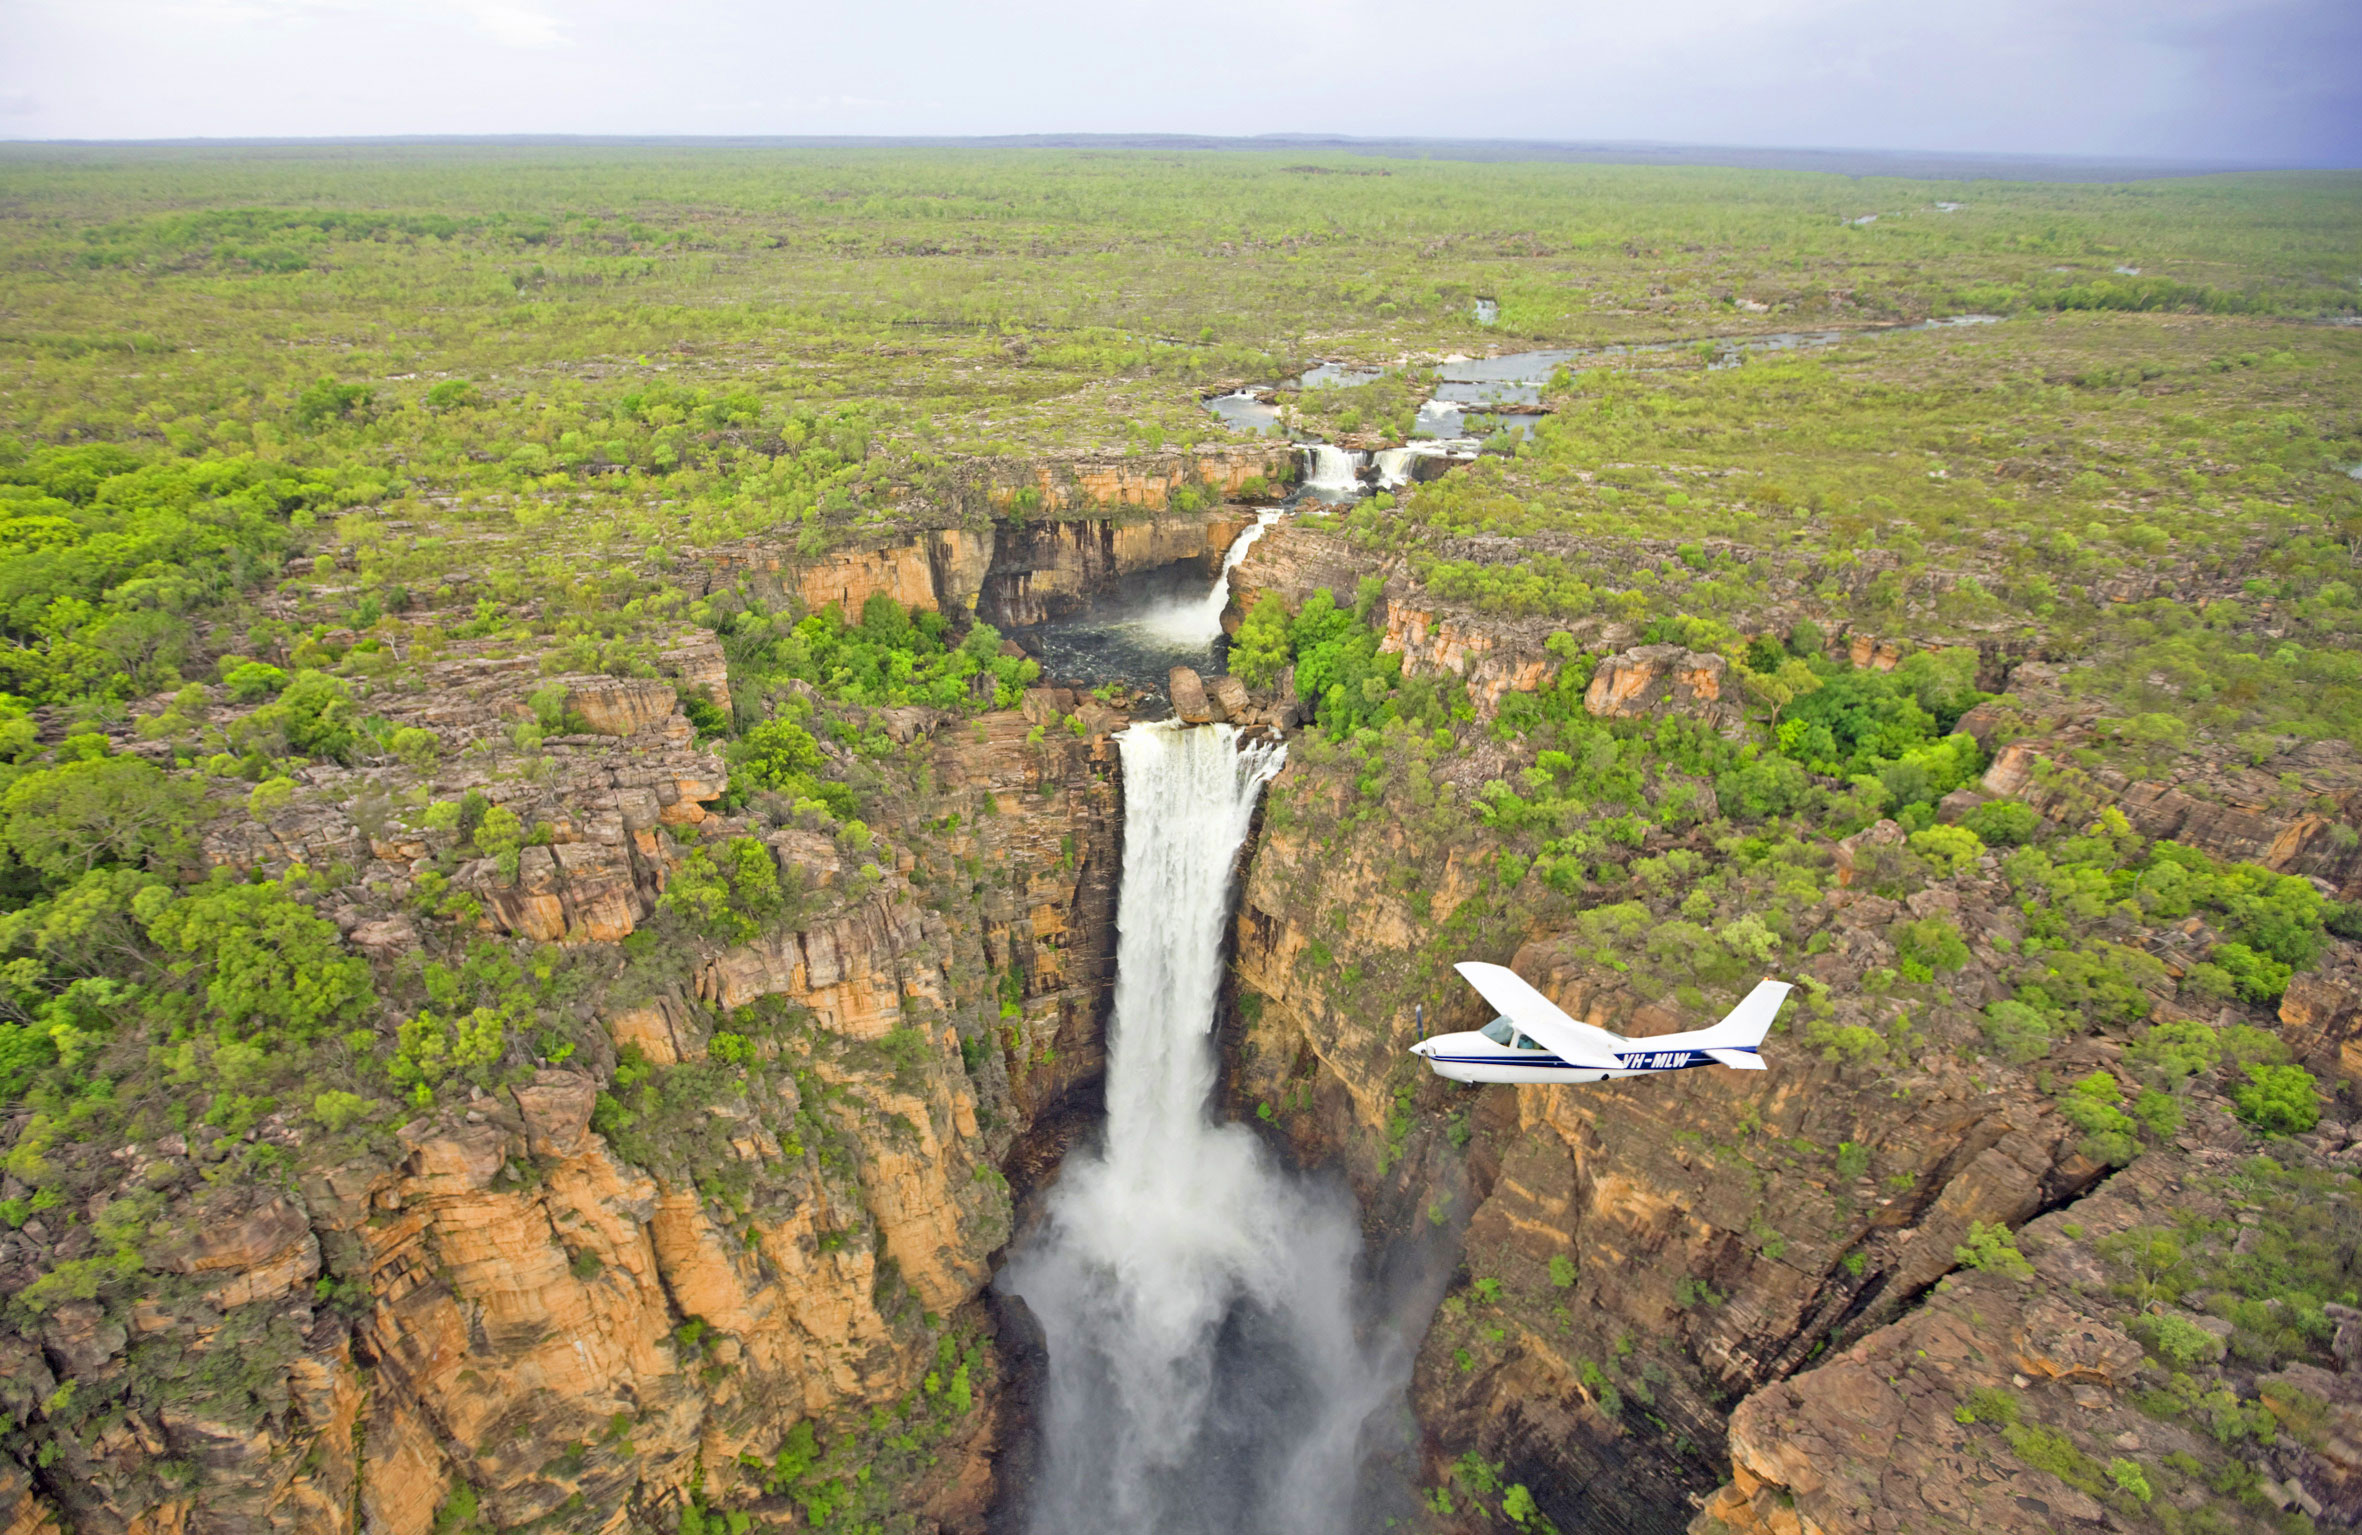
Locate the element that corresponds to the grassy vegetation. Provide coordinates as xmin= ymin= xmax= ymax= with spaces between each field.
xmin=0 ymin=142 xmax=2357 ymax=1532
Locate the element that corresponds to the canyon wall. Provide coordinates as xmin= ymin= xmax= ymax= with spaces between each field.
xmin=1218 ymin=520 xmax=2362 ymax=1534
xmin=5 ymin=617 xmax=1134 ymax=1532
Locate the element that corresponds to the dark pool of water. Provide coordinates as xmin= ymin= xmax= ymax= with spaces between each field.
xmin=1008 ymin=559 xmax=1232 ymax=711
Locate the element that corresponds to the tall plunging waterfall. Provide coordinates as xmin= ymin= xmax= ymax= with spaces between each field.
xmin=1002 ymin=724 xmax=1400 ymax=1535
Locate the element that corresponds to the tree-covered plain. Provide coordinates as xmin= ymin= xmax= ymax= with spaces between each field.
xmin=0 ymin=143 xmax=2359 ymax=1535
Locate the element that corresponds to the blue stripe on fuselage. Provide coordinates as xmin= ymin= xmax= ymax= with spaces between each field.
xmin=1424 ymin=1048 xmax=1759 ymax=1071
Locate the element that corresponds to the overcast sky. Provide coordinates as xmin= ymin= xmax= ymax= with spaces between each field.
xmin=3 ymin=0 xmax=2355 ymax=165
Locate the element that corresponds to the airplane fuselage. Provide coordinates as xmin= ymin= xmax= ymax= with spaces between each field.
xmin=1410 ymin=1025 xmax=1757 ymax=1085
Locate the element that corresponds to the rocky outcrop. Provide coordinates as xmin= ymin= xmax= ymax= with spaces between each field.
xmin=1981 ymin=739 xmax=2362 ymax=898
xmin=1584 ymin=645 xmax=1747 ymax=735
xmin=1229 ymin=744 xmax=2137 ymax=1534
xmin=1170 ymin=666 xmax=1216 ymax=724
xmin=977 ymin=515 xmax=1247 ymax=628
xmin=690 ymin=446 xmax=1294 ymax=625
xmin=562 ymin=676 xmax=678 ymax=737
xmin=1694 ymin=1132 xmax=2361 ymax=1535
xmin=12 ymin=639 xmax=1131 ymax=1535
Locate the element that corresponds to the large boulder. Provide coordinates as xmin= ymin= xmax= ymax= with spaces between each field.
xmin=1170 ymin=666 xmax=1216 ymax=724
xmin=561 ymin=677 xmax=677 ymax=737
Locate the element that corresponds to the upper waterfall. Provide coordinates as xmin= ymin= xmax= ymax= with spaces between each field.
xmin=1000 ymin=722 xmax=1403 ymax=1535
xmin=1132 ymin=509 xmax=1280 ymax=648
xmin=1300 ymin=443 xmax=1366 ymax=498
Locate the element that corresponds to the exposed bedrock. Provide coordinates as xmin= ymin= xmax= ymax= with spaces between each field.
xmin=10 ymin=656 xmax=1129 ymax=1534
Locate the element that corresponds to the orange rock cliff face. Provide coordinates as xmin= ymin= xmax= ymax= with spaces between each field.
xmin=16 ymin=487 xmax=2362 ymax=1535
xmin=7 ymin=560 xmax=1137 ymax=1532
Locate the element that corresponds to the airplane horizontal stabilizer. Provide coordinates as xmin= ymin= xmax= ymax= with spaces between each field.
xmin=1702 ymin=1048 xmax=1767 ymax=1071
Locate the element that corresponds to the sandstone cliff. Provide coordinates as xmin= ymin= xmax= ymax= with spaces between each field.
xmin=4 ymin=610 xmax=1131 ymax=1534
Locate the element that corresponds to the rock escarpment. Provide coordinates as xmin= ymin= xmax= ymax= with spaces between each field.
xmin=4 ymin=637 xmax=1132 ymax=1533
xmin=692 ymin=444 xmax=1294 ymax=630
xmin=1216 ymin=517 xmax=2362 ymax=1534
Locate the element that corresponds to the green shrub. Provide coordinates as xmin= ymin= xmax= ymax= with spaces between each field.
xmin=1955 ymin=1221 xmax=2035 ymax=1280
xmin=2059 ymin=1072 xmax=2140 ymax=1165
xmin=662 ymin=837 xmax=787 ymax=944
xmin=294 ymin=377 xmax=372 ymax=428
xmin=1230 ymin=592 xmax=1293 ymax=690
xmin=2001 ymin=1423 xmax=2104 ymax=1495
xmin=2230 ymin=1063 xmax=2320 ymax=1135
xmin=310 ymin=1090 xmax=373 ymax=1132
xmin=1963 ymin=798 xmax=2043 ymax=846
xmin=390 ymin=726 xmax=440 ymax=770
xmin=2135 ymin=1311 xmax=2222 ymax=1370
xmin=727 ymin=717 xmax=855 ymax=817
xmin=1978 ymin=1000 xmax=2053 ymax=1063
xmin=2124 ymin=1020 xmax=2221 ymax=1086
xmin=2209 ymin=941 xmax=2292 ymax=1004
xmin=1894 ymin=917 xmax=1970 ymax=980
xmin=1954 ymin=1386 xmax=2021 ymax=1426
xmin=2 ymin=755 xmax=205 ymax=883
xmin=224 ymin=661 xmax=289 ymax=702
xmin=143 ymin=875 xmax=377 ymax=1040
xmin=1907 ymin=825 xmax=1984 ymax=877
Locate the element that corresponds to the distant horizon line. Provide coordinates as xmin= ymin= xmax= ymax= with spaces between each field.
xmin=1 ymin=132 xmax=2344 ymax=182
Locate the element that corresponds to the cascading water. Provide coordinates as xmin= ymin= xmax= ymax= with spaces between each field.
xmin=1300 ymin=443 xmax=1365 ymax=498
xmin=1001 ymin=723 xmax=1404 ymax=1535
xmin=1132 ymin=510 xmax=1281 ymax=648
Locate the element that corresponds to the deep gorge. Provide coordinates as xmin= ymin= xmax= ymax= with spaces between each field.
xmin=6 ymin=149 xmax=2362 ymax=1535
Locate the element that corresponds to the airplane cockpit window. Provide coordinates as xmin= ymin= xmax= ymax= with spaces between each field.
xmin=1480 ymin=1018 xmax=1549 ymax=1051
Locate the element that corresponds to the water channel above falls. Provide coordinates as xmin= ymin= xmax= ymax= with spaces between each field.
xmin=1206 ymin=314 xmax=2003 ymax=489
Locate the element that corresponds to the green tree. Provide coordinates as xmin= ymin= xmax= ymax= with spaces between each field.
xmin=2 ymin=756 xmax=205 ymax=883
xmin=141 ymin=875 xmax=376 ymax=1040
xmin=2230 ymin=1063 xmax=2320 ymax=1134
xmin=1229 ymin=593 xmax=1292 ymax=690
xmin=294 ymin=377 xmax=372 ymax=428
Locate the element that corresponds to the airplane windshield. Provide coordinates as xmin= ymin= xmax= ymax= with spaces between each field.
xmin=1480 ymin=1018 xmax=1548 ymax=1051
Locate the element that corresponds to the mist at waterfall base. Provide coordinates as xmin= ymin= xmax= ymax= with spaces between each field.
xmin=1010 ymin=513 xmax=1277 ymax=706
xmin=999 ymin=724 xmax=1434 ymax=1535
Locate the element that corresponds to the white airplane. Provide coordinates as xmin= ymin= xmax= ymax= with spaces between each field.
xmin=1410 ymin=964 xmax=1790 ymax=1085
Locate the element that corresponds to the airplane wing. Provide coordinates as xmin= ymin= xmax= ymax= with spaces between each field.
xmin=1453 ymin=963 xmax=1627 ymax=1070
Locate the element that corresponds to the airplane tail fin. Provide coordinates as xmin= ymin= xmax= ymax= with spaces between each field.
xmin=1694 ymin=979 xmax=1792 ymax=1051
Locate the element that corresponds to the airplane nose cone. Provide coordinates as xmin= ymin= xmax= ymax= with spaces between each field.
xmin=1410 ymin=1040 xmax=1432 ymax=1058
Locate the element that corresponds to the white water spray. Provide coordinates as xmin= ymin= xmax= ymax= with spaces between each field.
xmin=1300 ymin=443 xmax=1365 ymax=498
xmin=1002 ymin=723 xmax=1400 ymax=1535
xmin=1130 ymin=511 xmax=1280 ymax=648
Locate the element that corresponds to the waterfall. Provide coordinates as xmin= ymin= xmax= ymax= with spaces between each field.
xmin=1300 ymin=443 xmax=1365 ymax=498
xmin=1002 ymin=723 xmax=1400 ymax=1535
xmin=1132 ymin=510 xmax=1280 ymax=647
